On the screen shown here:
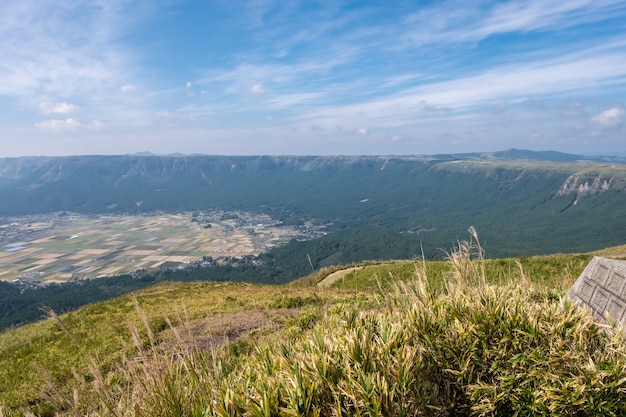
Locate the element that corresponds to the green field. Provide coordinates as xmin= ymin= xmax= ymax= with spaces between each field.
xmin=0 ymin=212 xmax=321 ymax=284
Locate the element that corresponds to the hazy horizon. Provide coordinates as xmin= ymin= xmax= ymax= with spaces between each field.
xmin=2 ymin=148 xmax=626 ymax=161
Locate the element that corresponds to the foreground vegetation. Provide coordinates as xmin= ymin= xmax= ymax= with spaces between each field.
xmin=2 ymin=234 xmax=626 ymax=416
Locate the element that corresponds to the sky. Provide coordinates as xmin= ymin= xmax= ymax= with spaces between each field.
xmin=1 ymin=0 xmax=625 ymax=157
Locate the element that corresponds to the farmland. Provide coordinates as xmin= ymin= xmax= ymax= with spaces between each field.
xmin=0 ymin=211 xmax=324 ymax=285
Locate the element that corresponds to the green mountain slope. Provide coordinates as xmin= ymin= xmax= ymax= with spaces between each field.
xmin=1 ymin=152 xmax=626 ymax=259
xmin=1 ymin=244 xmax=625 ymax=416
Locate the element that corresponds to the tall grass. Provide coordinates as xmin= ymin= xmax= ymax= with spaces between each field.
xmin=5 ymin=233 xmax=624 ymax=416
xmin=55 ymin=231 xmax=624 ymax=417
xmin=443 ymin=226 xmax=486 ymax=289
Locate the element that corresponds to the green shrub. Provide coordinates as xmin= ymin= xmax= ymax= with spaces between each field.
xmin=284 ymin=307 xmax=321 ymax=338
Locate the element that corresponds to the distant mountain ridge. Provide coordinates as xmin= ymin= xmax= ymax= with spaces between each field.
xmin=1 ymin=150 xmax=625 ymax=257
xmin=1 ymin=149 xmax=623 ymax=182
xmin=489 ymin=149 xmax=626 ymax=163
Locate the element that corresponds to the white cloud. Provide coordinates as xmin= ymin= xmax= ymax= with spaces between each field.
xmin=250 ymin=83 xmax=266 ymax=95
xmin=403 ymin=0 xmax=626 ymax=47
xmin=592 ymin=107 xmax=624 ymax=128
xmin=88 ymin=120 xmax=105 ymax=130
xmin=34 ymin=118 xmax=104 ymax=131
xmin=409 ymin=51 xmax=626 ymax=109
xmin=198 ymin=56 xmax=353 ymax=102
xmin=0 ymin=0 xmax=159 ymax=139
xmin=39 ymin=102 xmax=77 ymax=114
xmin=0 ymin=1 xmax=149 ymax=97
xmin=266 ymin=92 xmax=324 ymax=109
xmin=120 ymin=84 xmax=137 ymax=93
xmin=35 ymin=118 xmax=81 ymax=131
xmin=293 ymin=46 xmax=626 ymax=130
xmin=155 ymin=107 xmax=203 ymax=121
xmin=185 ymin=81 xmax=194 ymax=97
xmin=3 ymin=1 xmax=626 ymax=156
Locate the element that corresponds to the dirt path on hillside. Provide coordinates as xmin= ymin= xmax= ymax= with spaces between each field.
xmin=317 ymin=267 xmax=363 ymax=287
xmin=159 ymin=308 xmax=299 ymax=353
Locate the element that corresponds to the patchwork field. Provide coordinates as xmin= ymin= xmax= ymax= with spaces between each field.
xmin=0 ymin=212 xmax=321 ymax=284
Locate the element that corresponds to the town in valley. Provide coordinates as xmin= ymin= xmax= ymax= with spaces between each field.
xmin=0 ymin=211 xmax=325 ymax=286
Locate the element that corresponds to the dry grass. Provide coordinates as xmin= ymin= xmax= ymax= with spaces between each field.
xmin=39 ymin=230 xmax=625 ymax=416
xmin=4 ymin=230 xmax=626 ymax=416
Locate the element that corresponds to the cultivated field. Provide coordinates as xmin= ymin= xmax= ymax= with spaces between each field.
xmin=0 ymin=212 xmax=320 ymax=284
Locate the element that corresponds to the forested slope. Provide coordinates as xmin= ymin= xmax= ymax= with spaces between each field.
xmin=1 ymin=152 xmax=625 ymax=257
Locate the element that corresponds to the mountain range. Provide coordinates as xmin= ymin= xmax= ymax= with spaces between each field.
xmin=1 ymin=149 xmax=625 ymax=259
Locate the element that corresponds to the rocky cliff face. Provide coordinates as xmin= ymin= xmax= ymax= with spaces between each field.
xmin=557 ymin=175 xmax=613 ymax=197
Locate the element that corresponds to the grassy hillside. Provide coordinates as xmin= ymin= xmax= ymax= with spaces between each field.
xmin=2 ymin=237 xmax=626 ymax=416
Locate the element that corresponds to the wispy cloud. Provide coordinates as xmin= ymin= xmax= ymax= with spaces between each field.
xmin=120 ymin=84 xmax=137 ymax=93
xmin=187 ymin=1 xmax=626 ymax=134
xmin=1 ymin=2 xmax=118 ymax=95
xmin=0 ymin=0 xmax=155 ymax=126
xmin=198 ymin=52 xmax=357 ymax=94
xmin=402 ymin=0 xmax=626 ymax=46
xmin=561 ymin=102 xmax=587 ymax=117
xmin=290 ymin=43 xmax=626 ymax=131
xmin=407 ymin=50 xmax=626 ymax=108
xmin=34 ymin=118 xmax=81 ymax=132
xmin=1 ymin=0 xmax=625 ymax=156
xmin=250 ymin=84 xmax=265 ymax=95
xmin=34 ymin=118 xmax=104 ymax=132
xmin=38 ymin=102 xmax=77 ymax=115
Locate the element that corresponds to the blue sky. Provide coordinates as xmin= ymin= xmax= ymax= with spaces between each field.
xmin=1 ymin=0 xmax=625 ymax=157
